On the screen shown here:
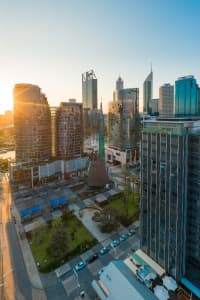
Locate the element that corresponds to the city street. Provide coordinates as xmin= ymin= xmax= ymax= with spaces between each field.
xmin=41 ymin=225 xmax=140 ymax=300
xmin=0 ymin=175 xmax=32 ymax=299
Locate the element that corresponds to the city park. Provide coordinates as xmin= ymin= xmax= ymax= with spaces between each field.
xmin=28 ymin=110 xmax=140 ymax=272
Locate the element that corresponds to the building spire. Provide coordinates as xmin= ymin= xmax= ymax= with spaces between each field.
xmin=100 ymin=97 xmax=103 ymax=112
xmin=151 ymin=62 xmax=153 ymax=73
xmin=99 ymin=98 xmax=105 ymax=159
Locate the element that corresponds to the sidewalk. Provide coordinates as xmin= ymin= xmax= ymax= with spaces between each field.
xmin=12 ymin=204 xmax=47 ymax=299
xmin=74 ymin=209 xmax=111 ymax=242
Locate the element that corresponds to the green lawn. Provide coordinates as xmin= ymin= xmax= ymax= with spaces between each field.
xmin=29 ymin=214 xmax=97 ymax=272
xmin=105 ymin=193 xmax=140 ymax=218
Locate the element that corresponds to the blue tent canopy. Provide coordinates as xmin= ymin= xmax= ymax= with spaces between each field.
xmin=31 ymin=205 xmax=41 ymax=214
xmin=59 ymin=197 xmax=67 ymax=205
xmin=50 ymin=199 xmax=59 ymax=208
xmin=21 ymin=208 xmax=31 ymax=217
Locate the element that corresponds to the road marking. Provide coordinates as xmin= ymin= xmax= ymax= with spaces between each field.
xmin=62 ymin=274 xmax=78 ymax=295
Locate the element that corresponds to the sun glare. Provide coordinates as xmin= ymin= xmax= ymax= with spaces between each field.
xmin=0 ymin=81 xmax=14 ymax=114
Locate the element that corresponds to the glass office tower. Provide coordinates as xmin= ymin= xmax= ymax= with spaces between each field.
xmin=143 ymin=70 xmax=153 ymax=114
xmin=82 ymin=70 xmax=97 ymax=110
xmin=141 ymin=118 xmax=200 ymax=287
xmin=175 ymin=76 xmax=199 ymax=117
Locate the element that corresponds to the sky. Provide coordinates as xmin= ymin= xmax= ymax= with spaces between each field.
xmin=0 ymin=0 xmax=200 ymax=113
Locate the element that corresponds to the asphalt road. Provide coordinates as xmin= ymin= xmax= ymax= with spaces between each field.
xmin=7 ymin=221 xmax=32 ymax=300
xmin=0 ymin=175 xmax=32 ymax=300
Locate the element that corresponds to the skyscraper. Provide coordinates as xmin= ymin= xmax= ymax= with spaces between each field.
xmin=14 ymin=84 xmax=51 ymax=163
xmin=140 ymin=118 xmax=200 ymax=288
xmin=56 ymin=100 xmax=83 ymax=160
xmin=175 ymin=76 xmax=199 ymax=117
xmin=149 ymin=98 xmax=159 ymax=116
xmin=159 ymin=84 xmax=174 ymax=118
xmin=143 ymin=69 xmax=153 ymax=114
xmin=82 ymin=70 xmax=97 ymax=110
xmin=108 ymin=78 xmax=140 ymax=151
xmin=113 ymin=76 xmax=124 ymax=101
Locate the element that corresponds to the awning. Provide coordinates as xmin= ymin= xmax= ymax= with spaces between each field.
xmin=31 ymin=205 xmax=41 ymax=214
xmin=59 ymin=197 xmax=67 ymax=205
xmin=50 ymin=199 xmax=59 ymax=208
xmin=20 ymin=208 xmax=31 ymax=217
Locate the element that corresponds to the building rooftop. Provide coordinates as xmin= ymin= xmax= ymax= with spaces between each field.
xmin=92 ymin=260 xmax=158 ymax=300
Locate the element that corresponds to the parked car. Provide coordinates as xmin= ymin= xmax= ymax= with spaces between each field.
xmin=74 ymin=261 xmax=86 ymax=271
xmin=99 ymin=247 xmax=109 ymax=255
xmin=110 ymin=240 xmax=120 ymax=248
xmin=119 ymin=234 xmax=127 ymax=242
xmin=86 ymin=253 xmax=99 ymax=264
xmin=127 ymin=229 xmax=135 ymax=236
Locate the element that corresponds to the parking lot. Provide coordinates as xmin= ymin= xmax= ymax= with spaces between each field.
xmin=42 ymin=224 xmax=140 ymax=300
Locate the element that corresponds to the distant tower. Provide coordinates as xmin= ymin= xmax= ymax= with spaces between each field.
xmin=175 ymin=75 xmax=199 ymax=117
xmin=159 ymin=84 xmax=174 ymax=118
xmin=116 ymin=76 xmax=124 ymax=91
xmin=99 ymin=101 xmax=105 ymax=159
xmin=113 ymin=76 xmax=124 ymax=101
xmin=143 ymin=67 xmax=153 ymax=114
xmin=82 ymin=70 xmax=98 ymax=110
xmin=56 ymin=100 xmax=83 ymax=160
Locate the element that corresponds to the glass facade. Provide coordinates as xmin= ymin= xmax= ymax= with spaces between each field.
xmin=82 ymin=70 xmax=97 ymax=110
xmin=175 ymin=76 xmax=199 ymax=117
xmin=141 ymin=119 xmax=200 ymax=287
xmin=143 ymin=71 xmax=153 ymax=114
xmin=108 ymin=86 xmax=140 ymax=151
xmin=141 ymin=123 xmax=187 ymax=280
xmin=186 ymin=135 xmax=200 ymax=287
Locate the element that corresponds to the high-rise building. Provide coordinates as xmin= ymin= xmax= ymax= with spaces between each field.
xmin=82 ymin=70 xmax=97 ymax=110
xmin=143 ymin=69 xmax=153 ymax=114
xmin=159 ymin=84 xmax=174 ymax=118
xmin=175 ymin=76 xmax=199 ymax=117
xmin=56 ymin=100 xmax=83 ymax=160
xmin=50 ymin=107 xmax=58 ymax=157
xmin=14 ymin=84 xmax=51 ymax=163
xmin=140 ymin=118 xmax=200 ymax=288
xmin=108 ymin=81 xmax=140 ymax=151
xmin=107 ymin=78 xmax=140 ymax=165
xmin=113 ymin=76 xmax=124 ymax=101
xmin=149 ymin=98 xmax=159 ymax=116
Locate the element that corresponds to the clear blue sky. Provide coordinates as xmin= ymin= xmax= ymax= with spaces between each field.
xmin=0 ymin=0 xmax=200 ymax=113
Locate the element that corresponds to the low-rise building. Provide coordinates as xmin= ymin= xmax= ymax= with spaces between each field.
xmin=92 ymin=260 xmax=158 ymax=300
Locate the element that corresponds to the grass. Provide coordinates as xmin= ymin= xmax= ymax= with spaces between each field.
xmin=105 ymin=193 xmax=140 ymax=218
xmin=29 ymin=213 xmax=97 ymax=272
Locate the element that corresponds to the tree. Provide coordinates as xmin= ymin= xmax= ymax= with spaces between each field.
xmin=122 ymin=164 xmax=131 ymax=216
xmin=98 ymin=207 xmax=120 ymax=233
xmin=47 ymin=219 xmax=68 ymax=258
xmin=122 ymin=164 xmax=140 ymax=217
xmin=33 ymin=224 xmax=47 ymax=245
